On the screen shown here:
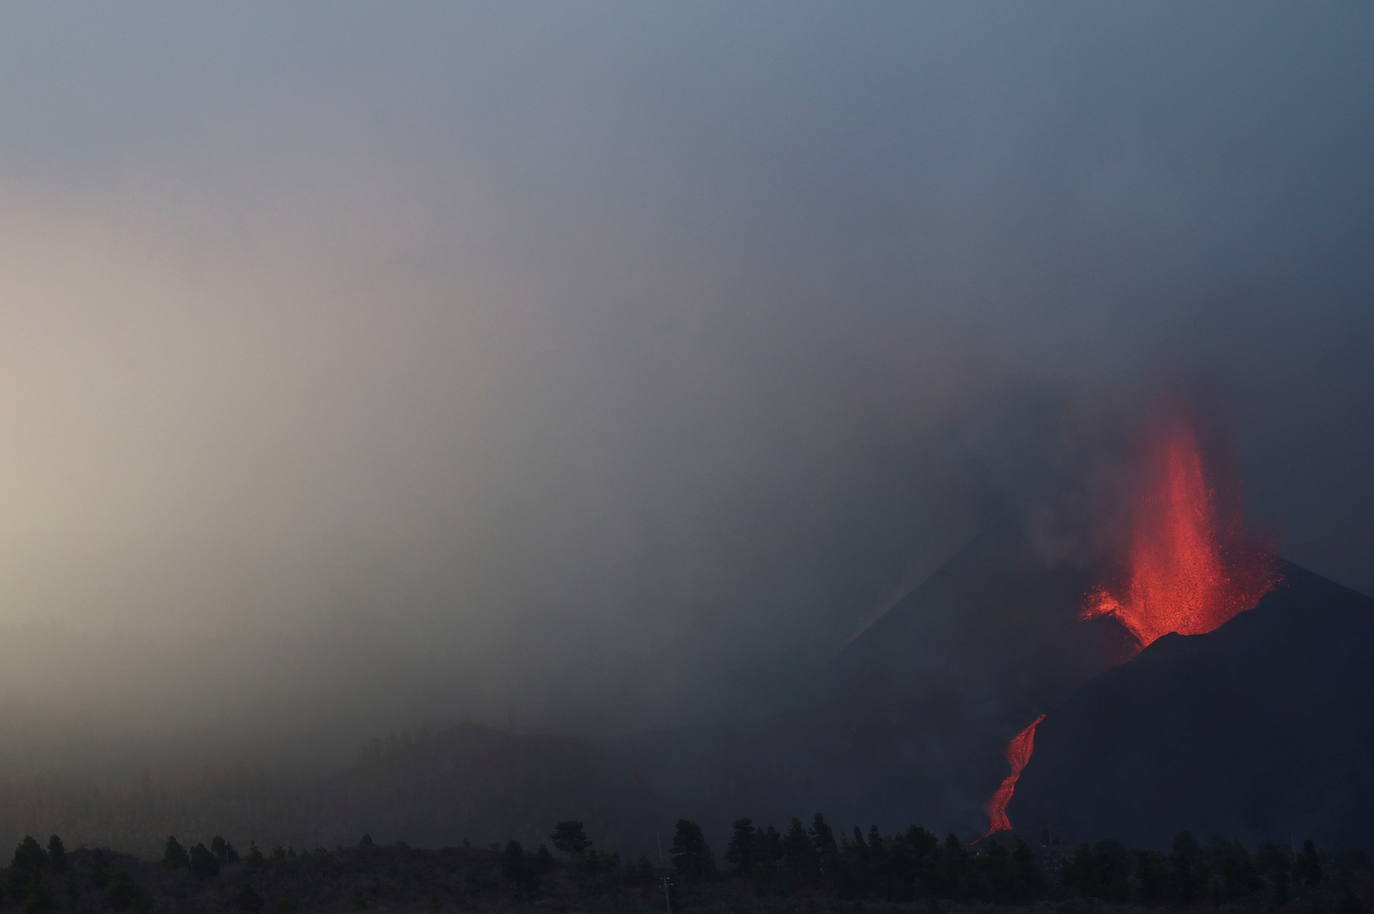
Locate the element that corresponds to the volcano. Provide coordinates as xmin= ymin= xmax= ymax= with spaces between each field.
xmin=965 ymin=406 xmax=1284 ymax=837
xmin=120 ymin=411 xmax=1359 ymax=853
xmin=1010 ymin=562 xmax=1374 ymax=848
xmin=829 ymin=512 xmax=1138 ymax=831
xmin=92 ymin=533 xmax=1362 ymax=856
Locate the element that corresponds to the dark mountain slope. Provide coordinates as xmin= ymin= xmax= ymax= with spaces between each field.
xmin=1012 ymin=562 xmax=1374 ymax=848
xmin=823 ymin=521 xmax=1134 ymax=826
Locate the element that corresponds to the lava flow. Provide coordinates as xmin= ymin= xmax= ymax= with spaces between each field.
xmin=981 ymin=410 xmax=1279 ymax=837
xmin=982 ymin=714 xmax=1046 ymax=837
xmin=1079 ymin=412 xmax=1279 ymax=651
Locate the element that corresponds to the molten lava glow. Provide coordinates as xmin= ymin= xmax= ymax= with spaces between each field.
xmin=983 ymin=714 xmax=1046 ymax=836
xmin=981 ymin=413 xmax=1279 ymax=837
xmin=1080 ymin=415 xmax=1279 ymax=651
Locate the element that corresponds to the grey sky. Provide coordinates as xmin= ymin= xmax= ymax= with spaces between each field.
xmin=0 ymin=2 xmax=1371 ymax=762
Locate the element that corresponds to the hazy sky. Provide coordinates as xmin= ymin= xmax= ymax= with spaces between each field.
xmin=1 ymin=2 xmax=1371 ymax=762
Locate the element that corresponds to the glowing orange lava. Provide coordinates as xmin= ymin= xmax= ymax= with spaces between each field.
xmin=983 ymin=713 xmax=1046 ymax=836
xmin=1080 ymin=414 xmax=1279 ymax=650
xmin=981 ymin=411 xmax=1279 ymax=838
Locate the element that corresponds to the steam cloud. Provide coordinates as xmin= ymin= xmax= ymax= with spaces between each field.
xmin=0 ymin=1 xmax=1370 ymax=771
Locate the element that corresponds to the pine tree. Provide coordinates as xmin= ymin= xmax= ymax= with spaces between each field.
xmin=1135 ymin=849 xmax=1167 ymax=903
xmin=811 ymin=813 xmax=840 ymax=879
xmin=845 ymin=826 xmax=871 ymax=893
xmin=906 ymin=826 xmax=940 ymax=896
xmin=1168 ymin=831 xmax=1203 ymax=903
xmin=190 ymin=843 xmax=220 ymax=879
xmin=1208 ymin=836 xmax=1260 ymax=899
xmin=502 ymin=840 xmax=529 ymax=884
xmin=971 ymin=838 xmax=1013 ymax=902
xmin=671 ymin=819 xmax=716 ymax=879
xmin=8 ymin=835 xmax=47 ymax=902
xmin=1256 ymin=841 xmax=1293 ymax=903
xmin=45 ymin=836 xmax=65 ymax=874
xmin=13 ymin=835 xmax=47 ymax=872
xmin=936 ymin=834 xmax=966 ymax=900
xmin=163 ymin=836 xmax=189 ymax=869
xmin=1092 ymin=839 xmax=1132 ymax=901
xmin=1296 ymin=839 xmax=1324 ymax=886
xmin=1061 ymin=843 xmax=1096 ymax=898
xmin=755 ymin=824 xmax=783 ymax=877
xmin=782 ymin=817 xmax=818 ymax=881
xmin=551 ymin=821 xmax=590 ymax=856
xmin=724 ymin=818 xmax=758 ymax=876
xmin=1011 ymin=838 xmax=1043 ymax=901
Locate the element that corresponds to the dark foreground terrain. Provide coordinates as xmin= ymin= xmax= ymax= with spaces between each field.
xmin=1 ymin=819 xmax=1368 ymax=914
xmin=1015 ymin=563 xmax=1374 ymax=847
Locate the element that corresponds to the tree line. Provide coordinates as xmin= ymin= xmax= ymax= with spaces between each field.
xmin=0 ymin=819 xmax=1364 ymax=912
xmin=502 ymin=815 xmax=1365 ymax=910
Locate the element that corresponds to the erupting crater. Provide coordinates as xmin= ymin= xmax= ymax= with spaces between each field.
xmin=1079 ymin=413 xmax=1279 ymax=651
xmin=981 ymin=409 xmax=1278 ymax=837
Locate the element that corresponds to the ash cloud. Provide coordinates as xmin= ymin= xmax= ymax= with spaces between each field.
xmin=0 ymin=1 xmax=1370 ymax=768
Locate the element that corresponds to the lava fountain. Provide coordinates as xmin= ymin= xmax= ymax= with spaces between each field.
xmin=1079 ymin=412 xmax=1279 ymax=651
xmin=982 ymin=714 xmax=1046 ymax=837
xmin=981 ymin=409 xmax=1279 ymax=837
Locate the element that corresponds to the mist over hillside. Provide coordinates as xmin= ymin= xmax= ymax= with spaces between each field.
xmin=0 ymin=9 xmax=1372 ymax=913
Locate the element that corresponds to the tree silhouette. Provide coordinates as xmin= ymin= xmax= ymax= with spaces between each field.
xmin=1010 ymin=838 xmax=1043 ymax=901
xmin=724 ymin=818 xmax=757 ymax=876
xmin=45 ymin=836 xmax=65 ymax=874
xmin=190 ymin=843 xmax=220 ymax=879
xmin=977 ymin=838 xmax=1018 ymax=903
xmin=502 ymin=840 xmax=530 ymax=884
xmin=1296 ymin=839 xmax=1324 ymax=886
xmin=1168 ymin=831 xmax=1203 ymax=903
xmin=1256 ymin=842 xmax=1294 ymax=904
xmin=163 ymin=835 xmax=189 ymax=869
xmin=8 ymin=835 xmax=47 ymax=903
xmin=936 ymin=834 xmax=967 ymax=900
xmin=671 ymin=819 xmax=715 ymax=879
xmin=1092 ymin=839 xmax=1132 ymax=901
xmin=211 ymin=835 xmax=239 ymax=863
xmin=1208 ymin=835 xmax=1260 ymax=899
xmin=810 ymin=813 xmax=840 ymax=880
xmin=551 ymin=820 xmax=590 ymax=856
xmin=782 ymin=818 xmax=817 ymax=881
xmin=1135 ymin=849 xmax=1167 ymax=903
